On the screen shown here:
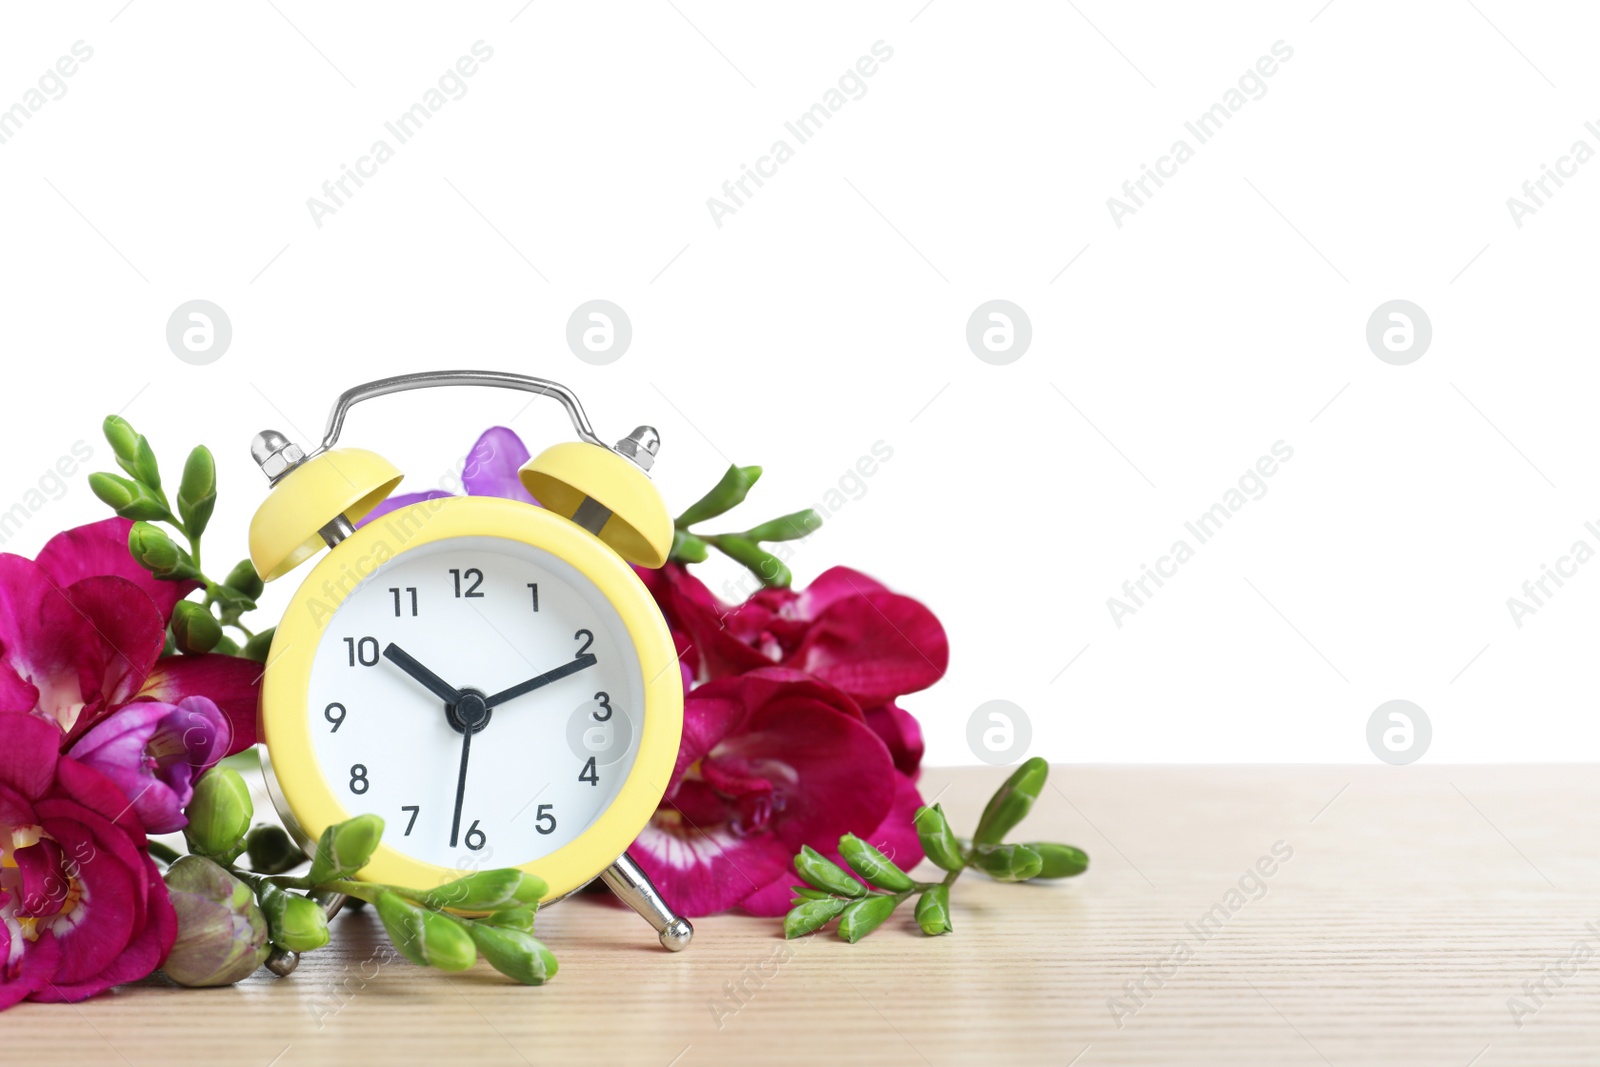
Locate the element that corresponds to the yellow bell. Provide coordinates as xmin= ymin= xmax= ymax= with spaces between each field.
xmin=520 ymin=439 xmax=671 ymax=569
xmin=249 ymin=448 xmax=403 ymax=581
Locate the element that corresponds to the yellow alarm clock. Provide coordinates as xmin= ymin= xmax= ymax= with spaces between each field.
xmin=246 ymin=370 xmax=692 ymax=955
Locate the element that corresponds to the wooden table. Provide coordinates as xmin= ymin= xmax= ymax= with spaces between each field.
xmin=5 ymin=765 xmax=1596 ymax=1066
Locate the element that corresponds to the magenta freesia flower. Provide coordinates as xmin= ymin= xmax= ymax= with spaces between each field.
xmin=639 ymin=563 xmax=942 ymax=776
xmin=630 ymin=669 xmax=923 ymax=917
xmin=0 ymin=714 xmax=176 ymax=1006
xmin=0 ymin=518 xmax=260 ymax=755
xmin=65 ymin=697 xmax=231 ymax=834
xmin=653 ymin=563 xmax=948 ymax=706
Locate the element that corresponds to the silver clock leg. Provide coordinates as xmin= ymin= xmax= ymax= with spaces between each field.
xmin=600 ymin=852 xmax=693 ymax=952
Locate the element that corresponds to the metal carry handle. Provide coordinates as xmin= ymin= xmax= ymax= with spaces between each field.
xmin=317 ymin=370 xmax=607 ymax=454
xmin=253 ymin=369 xmax=659 ymax=486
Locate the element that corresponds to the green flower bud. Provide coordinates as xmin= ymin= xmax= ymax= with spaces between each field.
xmin=838 ymin=834 xmax=915 ymax=892
xmin=466 ymin=923 xmax=558 ymax=985
xmin=789 ymin=886 xmax=832 ymax=902
xmin=184 ymin=767 xmax=253 ymax=862
xmin=128 ymin=522 xmax=199 ymax=581
xmin=1027 ymin=843 xmax=1089 ymax=879
xmin=914 ymin=884 xmax=952 ymax=936
xmin=784 ymin=896 xmax=848 ymax=939
xmin=241 ymin=628 xmax=275 ymax=664
xmin=377 ymin=891 xmax=476 ymax=971
xmin=836 ymin=894 xmax=897 ymax=943
xmin=246 ymin=824 xmax=306 ymax=875
xmin=256 ymin=882 xmax=330 ymax=953
xmin=481 ymin=906 xmax=538 ymax=932
xmin=89 ymin=472 xmax=168 ymax=522
xmin=972 ymin=843 xmax=1044 ymax=883
xmin=743 ymin=509 xmax=823 ymax=542
xmin=131 ymin=435 xmax=162 ymax=490
xmin=102 ymin=415 xmax=140 ymax=465
xmin=177 ymin=446 xmax=216 ymax=537
xmin=713 ymin=535 xmax=791 ymax=589
xmin=171 ymin=601 xmax=222 ymax=655
xmin=670 ymin=528 xmax=709 ymax=564
xmin=225 ymin=559 xmax=265 ymax=600
xmin=307 ymin=814 xmax=384 ymax=884
xmin=213 ymin=635 xmax=241 ymax=656
xmin=421 ymin=869 xmax=547 ymax=912
xmin=914 ymin=804 xmax=967 ymax=872
xmin=793 ymin=845 xmax=865 ymax=898
xmin=162 ymin=856 xmax=271 ymax=986
xmin=209 ymin=583 xmax=257 ymax=627
xmin=676 ymin=464 xmax=761 ymax=526
xmin=973 ymin=756 xmax=1050 ymax=846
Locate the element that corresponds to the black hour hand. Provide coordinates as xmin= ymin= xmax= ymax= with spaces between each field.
xmin=382 ymin=643 xmax=464 ymax=705
xmin=484 ymin=654 xmax=597 ymax=709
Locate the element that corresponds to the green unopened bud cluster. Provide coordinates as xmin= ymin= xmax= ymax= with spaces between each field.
xmin=87 ymin=414 xmax=268 ymax=664
xmin=372 ymin=867 xmax=555 ymax=986
xmin=783 ymin=758 xmax=1089 ymax=943
xmin=666 ymin=462 xmax=822 ymax=589
xmin=162 ymin=802 xmax=561 ymax=988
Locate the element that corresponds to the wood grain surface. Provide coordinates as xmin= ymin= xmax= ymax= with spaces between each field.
xmin=3 ymin=764 xmax=1596 ymax=1066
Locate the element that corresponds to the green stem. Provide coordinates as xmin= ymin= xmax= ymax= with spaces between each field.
xmin=148 ymin=840 xmax=183 ymax=865
xmin=319 ymin=879 xmax=386 ymax=905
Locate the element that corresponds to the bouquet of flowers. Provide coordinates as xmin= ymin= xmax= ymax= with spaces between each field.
xmin=0 ymin=418 xmax=1086 ymax=1007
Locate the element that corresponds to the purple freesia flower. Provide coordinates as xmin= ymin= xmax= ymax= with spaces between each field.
xmin=360 ymin=426 xmax=537 ymax=526
xmin=66 ymin=696 xmax=231 ymax=834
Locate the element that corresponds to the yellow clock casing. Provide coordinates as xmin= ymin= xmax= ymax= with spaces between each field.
xmin=259 ymin=495 xmax=682 ymax=900
xmin=245 ymin=370 xmax=694 ymax=953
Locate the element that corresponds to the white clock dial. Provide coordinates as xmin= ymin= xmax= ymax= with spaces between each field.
xmin=306 ymin=534 xmax=645 ymax=870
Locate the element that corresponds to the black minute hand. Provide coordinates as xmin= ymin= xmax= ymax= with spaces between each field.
xmin=382 ymin=644 xmax=464 ymax=705
xmin=484 ymin=654 xmax=597 ymax=709
xmin=449 ymin=727 xmax=472 ymax=849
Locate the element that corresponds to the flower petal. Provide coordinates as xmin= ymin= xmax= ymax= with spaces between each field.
xmin=36 ymin=518 xmax=199 ymax=621
xmin=789 ymin=591 xmax=949 ymax=705
xmin=0 ymin=665 xmax=39 ymax=715
xmin=31 ymin=815 xmax=137 ymax=985
xmin=864 ymin=701 xmax=925 ymax=779
xmin=462 ymin=427 xmax=536 ymax=504
xmin=667 ymin=692 xmax=747 ymax=796
xmin=629 ymin=819 xmax=794 ymax=917
xmin=697 ymin=670 xmax=893 ymax=851
xmin=642 ymin=565 xmax=771 ymax=682
xmin=796 ymin=566 xmax=888 ymax=619
xmin=0 ymin=713 xmax=62 ymax=799
xmin=51 ymin=577 xmax=168 ymax=743
xmin=13 ymin=837 xmax=68 ymax=917
xmin=67 ymin=698 xmax=227 ymax=835
xmin=32 ymin=853 xmax=172 ymax=1001
xmin=0 ymin=929 xmax=61 ymax=1010
xmin=356 ymin=491 xmax=453 ymax=528
xmin=0 ymin=554 xmax=90 ymax=731
xmin=135 ymin=656 xmax=261 ymax=753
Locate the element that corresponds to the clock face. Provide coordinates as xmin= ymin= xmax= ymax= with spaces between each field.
xmin=305 ymin=534 xmax=645 ymax=871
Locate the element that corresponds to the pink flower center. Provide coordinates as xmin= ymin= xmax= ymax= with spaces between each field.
xmin=0 ymin=826 xmax=85 ymax=946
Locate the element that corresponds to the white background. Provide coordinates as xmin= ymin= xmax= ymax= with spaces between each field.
xmin=1 ymin=1 xmax=1594 ymax=766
